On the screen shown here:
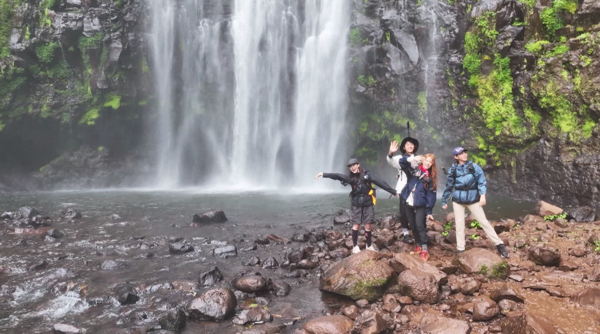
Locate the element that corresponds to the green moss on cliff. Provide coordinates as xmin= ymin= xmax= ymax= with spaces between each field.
xmin=0 ymin=0 xmax=17 ymax=58
xmin=103 ymin=94 xmax=121 ymax=109
xmin=541 ymin=0 xmax=578 ymax=40
xmin=36 ymin=41 xmax=59 ymax=63
xmin=477 ymin=56 xmax=525 ymax=137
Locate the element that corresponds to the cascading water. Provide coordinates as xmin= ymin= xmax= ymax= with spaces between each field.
xmin=147 ymin=0 xmax=351 ymax=189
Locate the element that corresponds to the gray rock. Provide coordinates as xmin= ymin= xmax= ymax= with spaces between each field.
xmin=188 ymin=288 xmax=237 ymax=321
xmin=213 ymin=245 xmax=237 ymax=258
xmin=199 ymin=266 xmax=223 ymax=286
xmin=114 ymin=283 xmax=139 ymax=305
xmin=53 ymin=323 xmax=81 ymax=334
xmin=261 ymin=257 xmax=278 ymax=269
xmin=158 ymin=308 xmax=186 ymax=331
xmin=193 ymin=210 xmax=227 ymax=224
xmin=169 ymin=242 xmax=194 ymax=255
xmin=568 ymin=206 xmax=596 ymax=222
xmin=19 ymin=206 xmax=40 ymax=219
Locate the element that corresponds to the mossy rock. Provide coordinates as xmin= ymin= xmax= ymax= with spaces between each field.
xmin=319 ymin=251 xmax=395 ymax=302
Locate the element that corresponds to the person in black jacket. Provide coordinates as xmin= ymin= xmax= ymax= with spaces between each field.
xmin=315 ymin=158 xmax=397 ymax=254
xmin=399 ymin=154 xmax=438 ymax=261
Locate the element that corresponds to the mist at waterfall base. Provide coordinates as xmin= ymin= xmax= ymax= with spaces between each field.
xmin=147 ymin=0 xmax=351 ymax=190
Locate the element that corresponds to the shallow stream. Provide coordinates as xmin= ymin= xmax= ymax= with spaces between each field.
xmin=0 ymin=189 xmax=534 ymax=333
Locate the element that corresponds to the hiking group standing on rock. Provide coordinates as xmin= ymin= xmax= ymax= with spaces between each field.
xmin=316 ymin=130 xmax=509 ymax=261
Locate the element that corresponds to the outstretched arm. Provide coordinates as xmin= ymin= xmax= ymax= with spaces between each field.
xmin=318 ymin=172 xmax=352 ymax=185
xmin=369 ymin=172 xmax=397 ymax=196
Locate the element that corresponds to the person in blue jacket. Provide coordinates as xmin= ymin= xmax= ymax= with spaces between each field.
xmin=399 ymin=153 xmax=437 ymax=261
xmin=315 ymin=158 xmax=397 ymax=254
xmin=441 ymin=147 xmax=509 ymax=258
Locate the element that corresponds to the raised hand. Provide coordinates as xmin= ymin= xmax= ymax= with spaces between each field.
xmin=389 ymin=141 xmax=399 ymax=155
xmin=314 ymin=172 xmax=323 ymax=179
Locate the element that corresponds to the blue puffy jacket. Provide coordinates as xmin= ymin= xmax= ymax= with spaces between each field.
xmin=441 ymin=161 xmax=486 ymax=205
xmin=399 ymin=157 xmax=437 ymax=215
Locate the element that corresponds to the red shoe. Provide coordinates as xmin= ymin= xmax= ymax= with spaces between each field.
xmin=415 ymin=246 xmax=422 ymax=253
xmin=420 ymin=250 xmax=430 ymax=262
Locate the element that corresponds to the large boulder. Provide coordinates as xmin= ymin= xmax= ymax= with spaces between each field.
xmin=453 ymin=248 xmax=509 ymax=278
xmin=302 ymin=315 xmax=354 ymax=334
xmin=535 ymin=201 xmax=563 ymax=217
xmin=397 ymin=269 xmax=439 ymax=304
xmin=391 ymin=252 xmax=447 ymax=284
xmin=528 ymin=245 xmax=561 ymax=266
xmin=567 ymin=206 xmax=596 ymax=222
xmin=319 ymin=250 xmax=395 ymax=301
xmin=188 ymin=288 xmax=237 ymax=321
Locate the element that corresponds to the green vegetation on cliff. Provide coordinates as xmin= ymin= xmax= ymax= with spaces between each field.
xmin=0 ymin=0 xmax=18 ymax=58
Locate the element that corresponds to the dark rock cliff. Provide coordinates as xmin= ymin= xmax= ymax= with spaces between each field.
xmin=1 ymin=0 xmax=600 ymax=207
xmin=348 ymin=0 xmax=600 ymax=208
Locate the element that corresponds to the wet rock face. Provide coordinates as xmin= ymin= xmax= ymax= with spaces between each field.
xmin=188 ymin=288 xmax=237 ymax=322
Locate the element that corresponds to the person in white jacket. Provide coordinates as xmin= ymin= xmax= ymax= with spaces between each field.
xmin=387 ymin=137 xmax=419 ymax=244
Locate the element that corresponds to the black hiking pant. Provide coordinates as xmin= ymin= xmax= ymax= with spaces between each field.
xmin=399 ymin=197 xmax=410 ymax=229
xmin=405 ymin=205 xmax=429 ymax=246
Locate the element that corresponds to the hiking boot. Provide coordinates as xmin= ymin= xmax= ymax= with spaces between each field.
xmin=401 ymin=234 xmax=415 ymax=244
xmin=496 ymin=244 xmax=509 ymax=258
xmin=366 ymin=245 xmax=377 ymax=252
xmin=420 ymin=250 xmax=430 ymax=262
xmin=352 ymin=246 xmax=361 ymax=254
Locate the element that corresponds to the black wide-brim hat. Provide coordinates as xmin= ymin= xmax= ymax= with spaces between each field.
xmin=400 ymin=137 xmax=419 ymax=154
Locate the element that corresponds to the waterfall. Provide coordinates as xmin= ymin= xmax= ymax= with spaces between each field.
xmin=147 ymin=0 xmax=350 ymax=189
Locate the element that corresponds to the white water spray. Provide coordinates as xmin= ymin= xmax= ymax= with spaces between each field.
xmin=148 ymin=0 xmax=350 ymax=189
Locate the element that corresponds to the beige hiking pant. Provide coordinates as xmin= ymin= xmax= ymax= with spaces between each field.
xmin=453 ymin=201 xmax=503 ymax=251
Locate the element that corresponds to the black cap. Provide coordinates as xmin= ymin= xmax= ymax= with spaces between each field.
xmin=400 ymin=137 xmax=419 ymax=154
xmin=347 ymin=158 xmax=360 ymax=167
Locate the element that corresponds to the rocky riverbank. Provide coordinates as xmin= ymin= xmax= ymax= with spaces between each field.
xmin=1 ymin=200 xmax=600 ymax=333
